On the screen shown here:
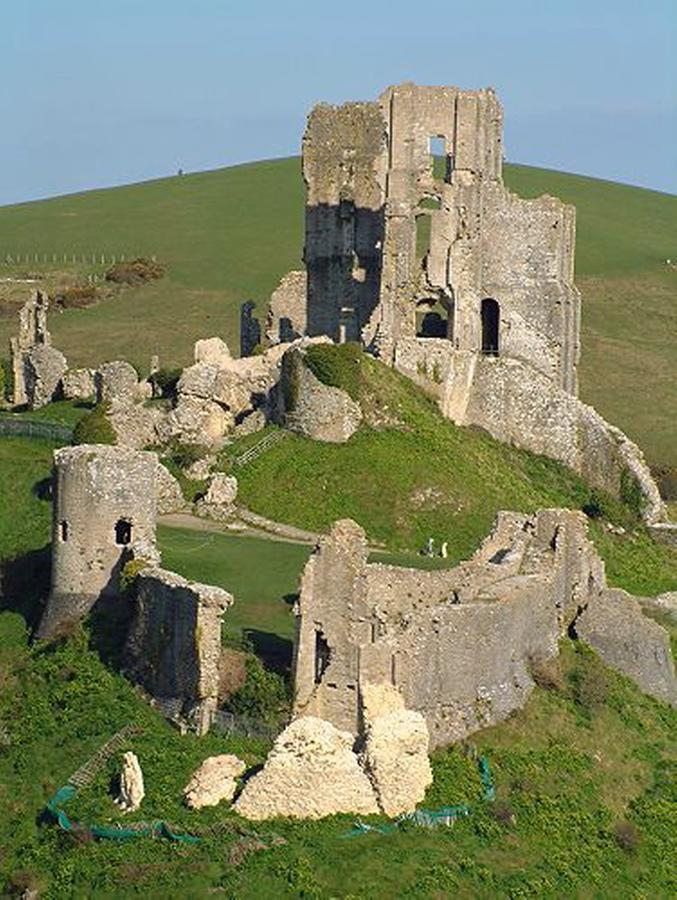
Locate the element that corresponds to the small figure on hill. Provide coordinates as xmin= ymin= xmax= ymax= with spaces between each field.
xmin=440 ymin=541 xmax=448 ymax=559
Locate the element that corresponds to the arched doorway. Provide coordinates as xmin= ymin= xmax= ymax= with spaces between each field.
xmin=481 ymin=298 xmax=500 ymax=355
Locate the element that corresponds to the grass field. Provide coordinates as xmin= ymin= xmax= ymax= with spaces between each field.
xmin=0 ymin=158 xmax=675 ymax=468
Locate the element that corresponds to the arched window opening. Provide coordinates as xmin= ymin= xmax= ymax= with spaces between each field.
xmin=114 ymin=519 xmax=133 ymax=546
xmin=481 ymin=298 xmax=500 ymax=356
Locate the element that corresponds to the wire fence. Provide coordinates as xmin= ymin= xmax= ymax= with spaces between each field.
xmin=0 ymin=415 xmax=73 ymax=443
xmin=1 ymin=252 xmax=156 ymax=266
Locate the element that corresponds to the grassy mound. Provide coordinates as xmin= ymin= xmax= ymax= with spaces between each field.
xmin=220 ymin=351 xmax=677 ymax=596
xmin=0 ymin=159 xmax=674 ymax=467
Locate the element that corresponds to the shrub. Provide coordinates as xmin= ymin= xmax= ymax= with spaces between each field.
xmin=614 ymin=820 xmax=641 ymax=851
xmin=582 ymin=490 xmax=605 ymax=520
xmin=225 ymin=655 xmax=289 ymax=724
xmin=72 ymin=402 xmax=116 ymax=445
xmin=620 ymin=468 xmax=646 ymax=519
xmin=151 ymin=366 xmax=182 ymax=399
xmin=571 ymin=659 xmax=609 ymax=710
xmin=104 ymin=257 xmax=165 ymax=285
xmin=529 ymin=654 xmax=566 ymax=692
xmin=52 ymin=284 xmax=98 ymax=309
xmin=166 ymin=440 xmax=208 ymax=470
xmin=119 ymin=557 xmax=151 ymax=597
xmin=0 ymin=357 xmax=13 ymax=402
xmin=304 ymin=342 xmax=363 ymax=400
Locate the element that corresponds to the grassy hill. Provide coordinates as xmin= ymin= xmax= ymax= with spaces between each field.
xmin=0 ymin=159 xmax=675 ymax=469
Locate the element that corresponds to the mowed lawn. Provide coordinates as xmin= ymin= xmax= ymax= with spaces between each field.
xmin=0 ymin=159 xmax=675 ymax=467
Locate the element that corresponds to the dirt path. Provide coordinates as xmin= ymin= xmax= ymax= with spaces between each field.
xmin=158 ymin=511 xmax=320 ymax=546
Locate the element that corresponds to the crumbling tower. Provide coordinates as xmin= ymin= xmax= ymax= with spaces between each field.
xmin=302 ymin=83 xmax=580 ymax=394
xmin=37 ymin=444 xmax=158 ymax=640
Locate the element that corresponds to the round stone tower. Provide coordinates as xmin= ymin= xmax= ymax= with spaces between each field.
xmin=37 ymin=444 xmax=159 ymax=640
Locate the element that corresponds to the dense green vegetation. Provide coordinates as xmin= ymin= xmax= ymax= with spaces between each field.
xmin=0 ymin=609 xmax=674 ymax=898
xmin=0 ymin=158 xmax=674 ymax=466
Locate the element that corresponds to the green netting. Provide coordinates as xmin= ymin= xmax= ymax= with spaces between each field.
xmin=343 ymin=754 xmax=496 ymax=838
xmin=45 ymin=784 xmax=200 ymax=844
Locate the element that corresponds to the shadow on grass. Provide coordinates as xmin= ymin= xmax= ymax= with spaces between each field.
xmin=0 ymin=544 xmax=51 ymax=633
xmin=243 ymin=628 xmax=293 ymax=676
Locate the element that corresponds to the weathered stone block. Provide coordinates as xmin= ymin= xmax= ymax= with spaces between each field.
xmin=234 ymin=717 xmax=379 ymax=820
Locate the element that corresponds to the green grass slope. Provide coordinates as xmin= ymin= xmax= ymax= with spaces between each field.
xmin=0 ymin=159 xmax=675 ymax=467
xmin=0 ymin=610 xmax=674 ymax=897
xmin=220 ymin=349 xmax=677 ymax=597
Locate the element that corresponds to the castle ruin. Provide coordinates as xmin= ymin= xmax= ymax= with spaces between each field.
xmin=268 ymin=83 xmax=664 ymax=523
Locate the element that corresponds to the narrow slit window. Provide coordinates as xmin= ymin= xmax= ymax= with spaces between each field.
xmin=314 ymin=630 xmax=331 ymax=684
xmin=60 ymin=520 xmax=69 ymax=542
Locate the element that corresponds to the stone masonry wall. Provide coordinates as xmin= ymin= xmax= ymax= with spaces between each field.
xmin=37 ymin=444 xmax=159 ymax=640
xmin=125 ymin=567 xmax=233 ymax=734
xmin=293 ymin=512 xmax=675 ymax=748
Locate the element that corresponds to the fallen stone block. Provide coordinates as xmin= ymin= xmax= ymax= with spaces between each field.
xmin=183 ymin=754 xmax=246 ymax=809
xmin=234 ymin=716 xmax=379 ymax=820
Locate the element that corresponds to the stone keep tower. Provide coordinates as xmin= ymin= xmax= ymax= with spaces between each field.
xmin=303 ymin=83 xmax=580 ymax=395
xmin=37 ymin=444 xmax=158 ymax=640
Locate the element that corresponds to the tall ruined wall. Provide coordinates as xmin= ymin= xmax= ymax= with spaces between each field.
xmin=303 ymin=102 xmax=387 ymax=343
xmin=125 ymin=567 xmax=233 ymax=734
xmin=293 ymin=513 xmax=675 ymax=747
xmin=301 ymin=83 xmax=579 ymax=393
xmin=37 ymin=445 xmax=158 ymax=640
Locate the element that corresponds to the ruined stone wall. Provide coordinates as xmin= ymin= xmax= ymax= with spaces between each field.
xmin=9 ymin=292 xmax=67 ymax=408
xmin=125 ymin=567 xmax=233 ymax=734
xmin=37 ymin=445 xmax=159 ymax=639
xmin=293 ymin=512 xmax=675 ymax=747
xmin=301 ymin=83 xmax=579 ymax=394
xmin=266 ymin=271 xmax=307 ymax=346
xmin=439 ymin=352 xmax=664 ymax=523
xmin=303 ymin=102 xmax=387 ymax=344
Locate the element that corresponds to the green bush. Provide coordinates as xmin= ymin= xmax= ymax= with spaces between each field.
xmin=119 ymin=557 xmax=151 ymax=597
xmin=166 ymin=440 xmax=208 ymax=470
xmin=151 ymin=366 xmax=182 ymax=399
xmin=225 ymin=655 xmax=288 ymax=724
xmin=51 ymin=283 xmax=98 ymax=309
xmin=304 ymin=342 xmax=363 ymax=400
xmin=72 ymin=402 xmax=116 ymax=445
xmin=0 ymin=358 xmax=12 ymax=402
xmin=581 ymin=490 xmax=605 ymax=520
xmin=570 ymin=653 xmax=609 ymax=711
xmin=620 ymin=467 xmax=646 ymax=518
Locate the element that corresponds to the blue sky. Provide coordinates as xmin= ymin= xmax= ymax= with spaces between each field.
xmin=0 ymin=0 xmax=675 ymax=204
